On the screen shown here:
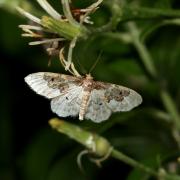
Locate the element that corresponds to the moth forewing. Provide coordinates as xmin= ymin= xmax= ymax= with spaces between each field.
xmin=122 ymin=88 xmax=143 ymax=111
xmin=84 ymin=82 xmax=142 ymax=123
xmin=25 ymin=72 xmax=61 ymax=99
xmin=104 ymin=84 xmax=142 ymax=113
xmin=24 ymin=72 xmax=82 ymax=98
xmin=24 ymin=72 xmax=142 ymax=122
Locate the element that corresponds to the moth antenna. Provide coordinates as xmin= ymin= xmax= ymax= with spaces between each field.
xmin=59 ymin=47 xmax=81 ymax=77
xmin=76 ymin=58 xmax=88 ymax=75
xmin=89 ymin=50 xmax=103 ymax=73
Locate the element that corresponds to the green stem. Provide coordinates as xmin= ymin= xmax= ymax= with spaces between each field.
xmin=112 ymin=149 xmax=180 ymax=179
xmin=49 ymin=119 xmax=180 ymax=179
xmin=127 ymin=22 xmax=180 ymax=143
xmin=111 ymin=149 xmax=157 ymax=176
xmin=122 ymin=6 xmax=180 ymax=20
xmin=61 ymin=0 xmax=79 ymax=27
xmin=50 ymin=119 xmax=157 ymax=176
xmin=104 ymin=2 xmax=180 ymax=32
xmin=102 ymin=0 xmax=123 ymax=30
xmin=161 ymin=90 xmax=180 ymax=131
xmin=49 ymin=118 xmax=111 ymax=157
xmin=127 ymin=22 xmax=157 ymax=78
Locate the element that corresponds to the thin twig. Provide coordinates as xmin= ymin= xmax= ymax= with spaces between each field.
xmin=126 ymin=22 xmax=157 ymax=78
xmin=111 ymin=149 xmax=157 ymax=176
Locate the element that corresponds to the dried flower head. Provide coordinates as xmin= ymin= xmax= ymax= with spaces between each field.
xmin=17 ymin=0 xmax=103 ymax=71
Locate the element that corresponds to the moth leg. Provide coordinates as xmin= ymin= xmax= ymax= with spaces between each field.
xmin=59 ymin=43 xmax=81 ymax=77
xmin=59 ymin=47 xmax=66 ymax=67
xmin=70 ymin=62 xmax=81 ymax=77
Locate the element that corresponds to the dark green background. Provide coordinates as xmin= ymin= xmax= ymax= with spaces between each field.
xmin=1 ymin=0 xmax=180 ymax=179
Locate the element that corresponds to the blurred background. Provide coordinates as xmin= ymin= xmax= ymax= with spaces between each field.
xmin=1 ymin=0 xmax=180 ymax=180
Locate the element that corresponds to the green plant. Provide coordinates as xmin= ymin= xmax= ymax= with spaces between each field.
xmin=1 ymin=0 xmax=180 ymax=179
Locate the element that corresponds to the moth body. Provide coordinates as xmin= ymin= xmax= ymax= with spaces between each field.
xmin=79 ymin=74 xmax=94 ymax=120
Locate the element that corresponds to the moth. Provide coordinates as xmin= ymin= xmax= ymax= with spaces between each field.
xmin=25 ymin=72 xmax=142 ymax=123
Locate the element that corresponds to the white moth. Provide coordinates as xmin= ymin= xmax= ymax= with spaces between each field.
xmin=25 ymin=72 xmax=142 ymax=123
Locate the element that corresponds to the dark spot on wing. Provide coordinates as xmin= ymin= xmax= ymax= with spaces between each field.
xmin=43 ymin=73 xmax=62 ymax=89
xmin=105 ymin=87 xmax=130 ymax=102
xmin=43 ymin=73 xmax=81 ymax=90
xmin=93 ymin=81 xmax=111 ymax=90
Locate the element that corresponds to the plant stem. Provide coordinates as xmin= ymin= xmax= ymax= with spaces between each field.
xmin=161 ymin=90 xmax=180 ymax=148
xmin=127 ymin=22 xmax=180 ymax=145
xmin=94 ymin=2 xmax=180 ymax=36
xmin=50 ymin=119 xmax=157 ymax=176
xmin=49 ymin=119 xmax=180 ymax=179
xmin=122 ymin=6 xmax=180 ymax=20
xmin=112 ymin=149 xmax=180 ymax=179
xmin=161 ymin=90 xmax=180 ymax=130
xmin=61 ymin=0 xmax=79 ymax=27
xmin=127 ymin=22 xmax=157 ymax=78
xmin=111 ymin=149 xmax=157 ymax=176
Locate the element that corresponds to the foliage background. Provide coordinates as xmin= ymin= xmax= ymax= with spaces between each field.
xmin=1 ymin=0 xmax=180 ymax=179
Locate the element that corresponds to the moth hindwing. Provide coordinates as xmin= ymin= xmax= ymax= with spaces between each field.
xmin=25 ymin=72 xmax=142 ymax=123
